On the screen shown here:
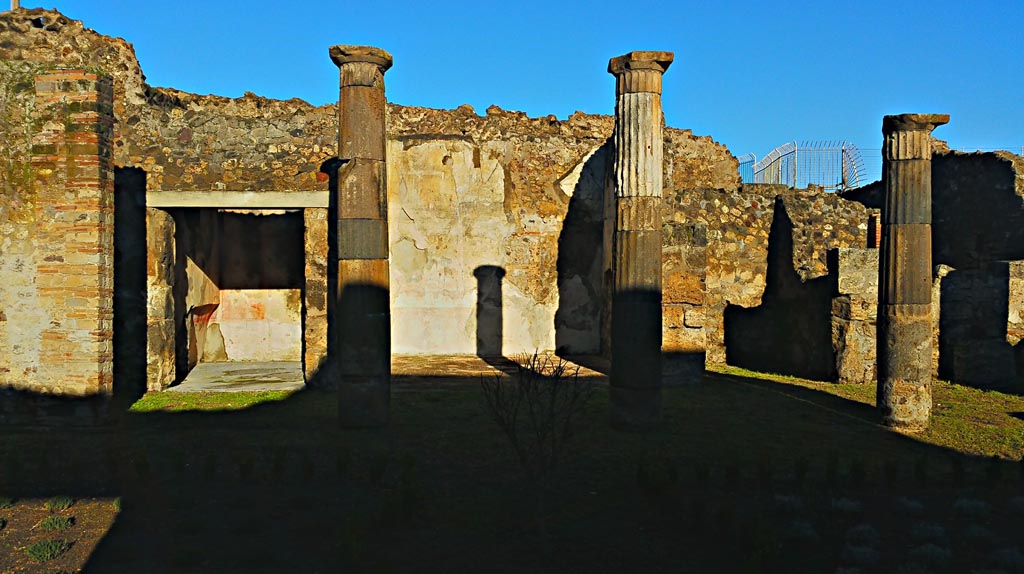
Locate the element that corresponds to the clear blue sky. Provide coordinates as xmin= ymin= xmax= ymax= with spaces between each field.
xmin=29 ymin=0 xmax=1024 ymax=182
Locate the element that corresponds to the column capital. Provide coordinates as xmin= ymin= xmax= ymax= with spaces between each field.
xmin=882 ymin=113 xmax=949 ymax=135
xmin=329 ymin=45 xmax=393 ymax=71
xmin=608 ymin=51 xmax=674 ymax=95
xmin=883 ymin=114 xmax=949 ymax=161
xmin=330 ymin=45 xmax=393 ymax=88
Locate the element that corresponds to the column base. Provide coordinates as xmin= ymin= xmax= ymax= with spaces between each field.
xmin=609 ymin=386 xmax=662 ymax=432
xmin=338 ymin=376 xmax=390 ymax=428
xmin=878 ymin=377 xmax=931 ymax=433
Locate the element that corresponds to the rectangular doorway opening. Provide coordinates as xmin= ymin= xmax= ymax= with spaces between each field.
xmin=173 ymin=208 xmax=305 ymax=391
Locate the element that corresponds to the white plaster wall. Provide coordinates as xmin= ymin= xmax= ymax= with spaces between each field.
xmin=388 ymin=139 xmax=572 ymax=354
xmin=0 ymin=228 xmax=48 ymax=386
xmin=211 ymin=289 xmax=302 ymax=361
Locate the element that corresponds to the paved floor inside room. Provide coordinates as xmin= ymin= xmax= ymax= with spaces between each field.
xmin=170 ymin=361 xmax=306 ymax=392
xmin=166 ymin=355 xmax=607 ymax=393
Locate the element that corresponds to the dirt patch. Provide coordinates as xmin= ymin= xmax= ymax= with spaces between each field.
xmin=0 ymin=497 xmax=118 ymax=573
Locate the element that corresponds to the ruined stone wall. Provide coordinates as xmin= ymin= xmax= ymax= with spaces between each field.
xmin=930 ymin=151 xmax=1024 ymax=390
xmin=840 ymin=148 xmax=1024 ymax=390
xmin=664 ymin=185 xmax=871 ymax=370
xmin=384 ymin=107 xmax=736 ymax=354
xmin=1 ymin=9 xmax=739 ymax=366
xmin=662 ymin=221 xmax=707 ymax=381
xmin=829 ymin=248 xmax=878 ymax=385
xmin=933 ymin=151 xmax=1024 ymax=270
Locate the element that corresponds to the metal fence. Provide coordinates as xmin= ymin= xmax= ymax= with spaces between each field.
xmin=750 ymin=140 xmax=866 ymax=192
xmin=737 ymin=153 xmax=756 ymax=183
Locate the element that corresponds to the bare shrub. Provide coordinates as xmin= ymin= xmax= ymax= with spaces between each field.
xmin=481 ymin=353 xmax=595 ymax=487
xmin=481 ymin=352 xmax=595 ymax=546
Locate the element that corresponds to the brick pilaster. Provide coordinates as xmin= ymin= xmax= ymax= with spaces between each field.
xmin=30 ymin=71 xmax=115 ymax=396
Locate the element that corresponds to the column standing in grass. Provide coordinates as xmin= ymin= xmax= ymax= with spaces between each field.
xmin=877 ymin=113 xmax=948 ymax=431
xmin=329 ymin=45 xmax=393 ymax=427
xmin=607 ymin=51 xmax=674 ymax=430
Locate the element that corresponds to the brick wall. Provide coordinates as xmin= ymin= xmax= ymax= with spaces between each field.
xmin=0 ymin=70 xmax=114 ymax=396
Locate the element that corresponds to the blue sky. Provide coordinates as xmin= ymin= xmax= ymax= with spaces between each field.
xmin=28 ymin=0 xmax=1024 ymax=182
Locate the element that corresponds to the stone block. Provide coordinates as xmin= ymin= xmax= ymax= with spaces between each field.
xmin=828 ymin=248 xmax=878 ymax=301
xmin=831 ymin=312 xmax=876 ymax=385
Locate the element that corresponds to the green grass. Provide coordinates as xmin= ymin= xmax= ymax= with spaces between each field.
xmin=712 ymin=365 xmax=1024 ymax=459
xmin=0 ymin=496 xmax=12 ymax=509
xmin=129 ymin=390 xmax=294 ymax=412
xmin=25 ymin=539 xmax=71 ymax=562
xmin=44 ymin=496 xmax=73 ymax=512
xmin=38 ymin=515 xmax=73 ymax=531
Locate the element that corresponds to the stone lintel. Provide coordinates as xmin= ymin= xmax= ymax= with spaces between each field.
xmin=607 ymin=51 xmax=674 ymax=75
xmin=882 ymin=113 xmax=950 ymax=134
xmin=146 ymin=190 xmax=328 ymax=208
xmin=329 ymin=45 xmax=393 ymax=72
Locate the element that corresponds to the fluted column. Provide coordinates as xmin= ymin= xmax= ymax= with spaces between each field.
xmin=877 ymin=113 xmax=948 ymax=432
xmin=329 ymin=45 xmax=392 ymax=427
xmin=607 ymin=51 xmax=673 ymax=430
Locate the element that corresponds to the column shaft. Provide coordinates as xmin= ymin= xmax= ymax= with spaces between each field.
xmin=877 ymin=113 xmax=948 ymax=431
xmin=330 ymin=46 xmax=393 ymax=428
xmin=607 ymin=51 xmax=673 ymax=431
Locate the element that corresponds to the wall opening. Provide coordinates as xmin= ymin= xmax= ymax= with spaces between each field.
xmin=172 ymin=208 xmax=305 ymax=385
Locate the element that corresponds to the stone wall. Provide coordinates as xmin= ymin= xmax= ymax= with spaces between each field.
xmin=1 ymin=9 xmax=739 ymax=372
xmin=933 ymin=151 xmax=1024 ymax=270
xmin=145 ymin=207 xmax=175 ymax=390
xmin=929 ymin=150 xmax=1024 ymax=390
xmin=662 ymin=221 xmax=707 ymax=381
xmin=829 ymin=248 xmax=878 ymax=385
xmin=841 ymin=148 xmax=1024 ymax=390
xmin=664 ymin=185 xmax=871 ymax=372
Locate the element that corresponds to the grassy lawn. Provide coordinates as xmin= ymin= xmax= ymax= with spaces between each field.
xmin=128 ymin=389 xmax=295 ymax=413
xmin=715 ymin=365 xmax=1024 ymax=459
xmin=2 ymin=367 xmax=1024 ymax=573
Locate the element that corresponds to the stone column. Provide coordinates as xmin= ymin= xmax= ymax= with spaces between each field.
xmin=607 ymin=51 xmax=673 ymax=430
xmin=329 ymin=45 xmax=393 ymax=427
xmin=877 ymin=113 xmax=948 ymax=431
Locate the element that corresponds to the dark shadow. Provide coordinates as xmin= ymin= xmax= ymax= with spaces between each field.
xmin=724 ymin=197 xmax=835 ymax=381
xmin=931 ymin=153 xmax=1024 ymax=393
xmin=334 ymin=283 xmax=391 ymax=427
xmin=473 ymin=265 xmax=505 ymax=358
xmin=472 ymin=265 xmax=520 ymax=375
xmin=217 ymin=211 xmax=304 ymax=290
xmin=611 ymin=287 xmax=664 ymax=389
xmin=845 ymin=154 xmax=1024 ymax=392
xmin=555 ymin=140 xmax=611 ymax=356
xmin=171 ymin=208 xmax=188 ymax=384
xmin=112 ymin=167 xmax=148 ymax=409
xmin=304 ymin=158 xmax=342 ymax=390
xmin=932 ymin=153 xmax=1024 ymax=269
xmin=0 ymin=367 xmax=1021 ymax=573
xmin=938 ymin=263 xmax=1020 ymax=392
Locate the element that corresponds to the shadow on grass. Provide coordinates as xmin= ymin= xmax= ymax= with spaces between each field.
xmin=2 ymin=369 xmax=1023 ymax=573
